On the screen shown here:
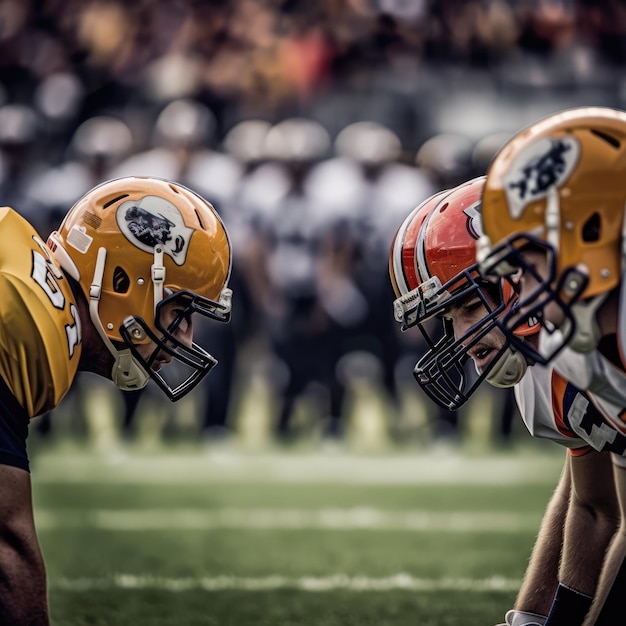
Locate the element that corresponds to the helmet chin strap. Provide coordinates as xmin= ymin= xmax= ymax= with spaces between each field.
xmin=619 ymin=201 xmax=626 ymax=366
xmin=562 ymin=292 xmax=608 ymax=353
xmin=89 ymin=247 xmax=150 ymax=391
xmin=544 ymin=185 xmax=605 ymax=354
xmin=152 ymin=245 xmax=165 ymax=315
xmin=485 ymin=346 xmax=527 ymax=388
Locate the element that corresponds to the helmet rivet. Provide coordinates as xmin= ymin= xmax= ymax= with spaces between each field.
xmin=565 ymin=221 xmax=574 ymax=230
xmin=107 ymin=323 xmax=114 ymax=330
xmin=138 ymin=278 xmax=145 ymax=285
xmin=132 ymin=329 xmax=142 ymax=338
xmin=600 ymin=268 xmax=610 ymax=278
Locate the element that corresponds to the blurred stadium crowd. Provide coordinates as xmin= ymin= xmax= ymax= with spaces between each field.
xmin=4 ymin=0 xmax=626 ymax=450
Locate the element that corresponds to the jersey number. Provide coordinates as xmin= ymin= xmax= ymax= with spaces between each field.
xmin=568 ymin=392 xmax=626 ymax=455
xmin=30 ymin=236 xmax=81 ymax=358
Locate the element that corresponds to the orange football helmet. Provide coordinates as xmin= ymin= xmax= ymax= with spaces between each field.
xmin=48 ymin=176 xmax=232 ymax=400
xmin=478 ymin=106 xmax=626 ymax=364
xmin=390 ymin=177 xmax=531 ymax=410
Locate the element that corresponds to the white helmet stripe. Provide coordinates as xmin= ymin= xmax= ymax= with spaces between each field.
xmin=392 ymin=205 xmax=420 ymax=296
xmin=416 ymin=207 xmax=436 ymax=285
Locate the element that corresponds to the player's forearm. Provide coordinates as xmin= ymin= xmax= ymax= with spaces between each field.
xmin=559 ymin=452 xmax=620 ymax=598
xmin=544 ymin=499 xmax=617 ymax=626
xmin=514 ymin=458 xmax=570 ymax=615
xmin=559 ymin=494 xmax=618 ymax=596
xmin=0 ymin=539 xmax=50 ymax=625
xmin=579 ymin=525 xmax=626 ymax=626
xmin=581 ymin=463 xmax=626 ymax=625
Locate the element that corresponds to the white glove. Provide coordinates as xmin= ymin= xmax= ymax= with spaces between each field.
xmin=496 ymin=609 xmax=547 ymax=626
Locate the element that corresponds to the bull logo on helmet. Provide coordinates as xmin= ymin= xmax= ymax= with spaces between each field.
xmin=116 ymin=196 xmax=193 ymax=265
xmin=503 ymin=136 xmax=580 ymax=219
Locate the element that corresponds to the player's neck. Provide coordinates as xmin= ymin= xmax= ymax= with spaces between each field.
xmin=75 ymin=294 xmax=115 ymax=379
xmin=596 ymin=287 xmax=619 ymax=338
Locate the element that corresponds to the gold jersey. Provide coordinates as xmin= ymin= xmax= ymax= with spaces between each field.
xmin=0 ymin=207 xmax=82 ymax=418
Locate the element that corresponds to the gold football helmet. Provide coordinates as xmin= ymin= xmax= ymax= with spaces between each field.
xmin=478 ymin=106 xmax=626 ymax=363
xmin=48 ymin=176 xmax=232 ymax=400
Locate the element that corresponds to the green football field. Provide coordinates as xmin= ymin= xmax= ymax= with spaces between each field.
xmin=29 ymin=440 xmax=564 ymax=626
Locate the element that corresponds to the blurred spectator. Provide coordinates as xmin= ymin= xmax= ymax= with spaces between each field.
xmin=29 ymin=114 xmax=134 ymax=240
xmin=415 ymin=132 xmax=474 ymax=188
xmin=329 ymin=126 xmax=405 ymax=398
xmin=234 ymin=116 xmax=359 ymax=442
xmin=0 ymin=103 xmax=47 ymax=232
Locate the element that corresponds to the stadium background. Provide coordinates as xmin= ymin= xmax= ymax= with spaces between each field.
xmin=1 ymin=1 xmax=622 ymax=624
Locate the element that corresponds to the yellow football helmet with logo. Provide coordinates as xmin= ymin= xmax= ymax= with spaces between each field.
xmin=47 ymin=176 xmax=232 ymax=399
xmin=477 ymin=106 xmax=626 ymax=364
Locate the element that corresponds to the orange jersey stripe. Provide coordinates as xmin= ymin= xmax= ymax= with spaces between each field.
xmin=551 ymin=370 xmax=577 ymax=438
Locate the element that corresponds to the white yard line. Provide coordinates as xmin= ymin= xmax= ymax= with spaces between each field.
xmin=35 ymin=507 xmax=541 ymax=532
xmin=31 ymin=448 xmax=563 ymax=485
xmin=51 ymin=573 xmax=520 ymax=593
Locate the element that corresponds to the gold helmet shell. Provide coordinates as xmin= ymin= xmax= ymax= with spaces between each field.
xmin=481 ymin=106 xmax=626 ymax=299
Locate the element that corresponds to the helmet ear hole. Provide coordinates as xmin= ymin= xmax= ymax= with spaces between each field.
xmin=582 ymin=212 xmax=601 ymax=243
xmin=113 ymin=266 xmax=130 ymax=293
xmin=103 ymin=194 xmax=129 ymax=209
xmin=590 ymin=128 xmax=620 ymax=149
xmin=194 ymin=209 xmax=206 ymax=229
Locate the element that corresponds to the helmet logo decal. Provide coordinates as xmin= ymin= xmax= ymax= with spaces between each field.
xmin=463 ymin=200 xmax=483 ymax=240
xmin=503 ymin=136 xmax=580 ymax=219
xmin=117 ymin=196 xmax=193 ymax=265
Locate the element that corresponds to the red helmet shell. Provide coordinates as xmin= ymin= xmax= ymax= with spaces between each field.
xmin=421 ymin=177 xmax=485 ymax=287
xmin=389 ymin=189 xmax=451 ymax=297
xmin=390 ymin=178 xmax=485 ymax=298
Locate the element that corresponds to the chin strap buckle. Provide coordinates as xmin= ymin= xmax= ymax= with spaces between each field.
xmin=151 ymin=246 xmax=165 ymax=314
xmin=89 ymin=247 xmax=107 ymax=301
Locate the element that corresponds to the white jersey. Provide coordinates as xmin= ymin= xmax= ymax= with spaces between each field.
xmin=523 ymin=277 xmax=626 ymax=464
xmin=549 ymin=345 xmax=626 ymax=464
xmin=515 ymin=364 xmax=590 ymax=453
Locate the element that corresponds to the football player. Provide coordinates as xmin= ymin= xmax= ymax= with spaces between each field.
xmin=476 ymin=106 xmax=626 ymax=625
xmin=0 ymin=176 xmax=232 ymax=624
xmin=389 ymin=177 xmax=620 ymax=626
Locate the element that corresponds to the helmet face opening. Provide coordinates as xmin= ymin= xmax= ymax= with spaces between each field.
xmin=119 ymin=290 xmax=231 ymax=401
xmin=407 ymin=267 xmax=511 ymax=410
xmin=481 ymin=233 xmax=587 ymax=366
